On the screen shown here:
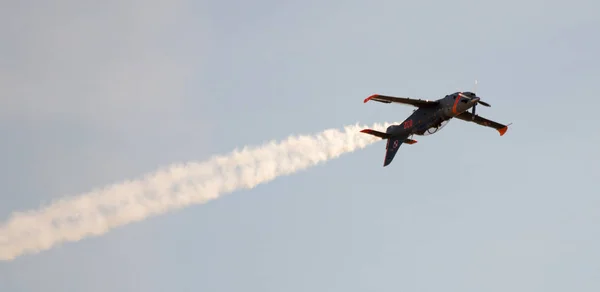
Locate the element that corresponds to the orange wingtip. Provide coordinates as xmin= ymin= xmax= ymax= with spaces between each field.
xmin=405 ymin=139 xmax=418 ymax=144
xmin=363 ymin=94 xmax=378 ymax=103
xmin=498 ymin=126 xmax=508 ymax=136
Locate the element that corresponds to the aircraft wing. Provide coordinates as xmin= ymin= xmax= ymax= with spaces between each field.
xmin=364 ymin=94 xmax=439 ymax=107
xmin=455 ymin=111 xmax=510 ymax=136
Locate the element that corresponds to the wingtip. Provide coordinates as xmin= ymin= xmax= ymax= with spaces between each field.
xmin=364 ymin=94 xmax=377 ymax=103
xmin=498 ymin=126 xmax=508 ymax=136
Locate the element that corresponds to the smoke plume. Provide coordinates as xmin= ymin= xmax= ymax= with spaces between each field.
xmin=0 ymin=121 xmax=394 ymax=261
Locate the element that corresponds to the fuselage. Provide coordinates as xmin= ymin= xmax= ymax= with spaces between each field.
xmin=386 ymin=92 xmax=480 ymax=137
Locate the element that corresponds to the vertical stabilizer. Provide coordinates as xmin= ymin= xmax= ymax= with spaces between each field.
xmin=383 ymin=135 xmax=406 ymax=167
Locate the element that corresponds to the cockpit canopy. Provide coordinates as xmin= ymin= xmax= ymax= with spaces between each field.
xmin=461 ymin=91 xmax=477 ymax=98
xmin=450 ymin=91 xmax=477 ymax=103
xmin=452 ymin=91 xmax=476 ymax=98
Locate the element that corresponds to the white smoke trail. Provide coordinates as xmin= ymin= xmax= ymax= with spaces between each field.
xmin=0 ymin=121 xmax=395 ymax=261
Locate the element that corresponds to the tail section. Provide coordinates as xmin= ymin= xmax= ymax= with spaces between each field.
xmin=360 ymin=128 xmax=415 ymax=167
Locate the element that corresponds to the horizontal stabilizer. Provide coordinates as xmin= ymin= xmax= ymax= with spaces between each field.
xmin=360 ymin=129 xmax=417 ymax=145
xmin=360 ymin=129 xmax=391 ymax=139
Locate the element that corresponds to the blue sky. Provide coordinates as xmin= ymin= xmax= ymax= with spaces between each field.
xmin=2 ymin=0 xmax=600 ymax=291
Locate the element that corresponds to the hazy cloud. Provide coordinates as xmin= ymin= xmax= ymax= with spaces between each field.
xmin=0 ymin=0 xmax=201 ymax=126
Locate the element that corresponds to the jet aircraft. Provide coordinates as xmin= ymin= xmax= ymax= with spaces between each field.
xmin=360 ymin=91 xmax=510 ymax=166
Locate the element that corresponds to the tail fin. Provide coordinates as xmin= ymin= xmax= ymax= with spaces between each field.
xmin=383 ymin=136 xmax=404 ymax=167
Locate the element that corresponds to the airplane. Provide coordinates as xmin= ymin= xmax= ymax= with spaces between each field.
xmin=360 ymin=90 xmax=511 ymax=166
